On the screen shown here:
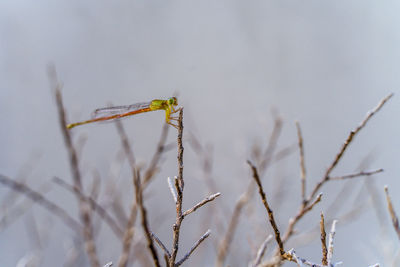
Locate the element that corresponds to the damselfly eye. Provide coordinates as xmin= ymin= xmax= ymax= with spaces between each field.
xmin=169 ymin=97 xmax=178 ymax=106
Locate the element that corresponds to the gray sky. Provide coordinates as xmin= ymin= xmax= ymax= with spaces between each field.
xmin=1 ymin=1 xmax=400 ymax=266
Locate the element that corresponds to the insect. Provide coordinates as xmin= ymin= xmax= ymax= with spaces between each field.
xmin=66 ymin=97 xmax=181 ymax=129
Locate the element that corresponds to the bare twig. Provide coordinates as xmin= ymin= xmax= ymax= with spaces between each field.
xmin=308 ymin=93 xmax=393 ymax=202
xmin=0 ymin=174 xmax=81 ymax=234
xmin=327 ymin=220 xmax=338 ymax=266
xmin=329 ymin=169 xmax=384 ymax=180
xmin=287 ymin=249 xmax=323 ymax=267
xmin=247 ymin=161 xmax=286 ymax=258
xmin=182 ymin=192 xmax=221 ymax=218
xmin=143 ymin=123 xmax=170 ymax=187
xmin=170 ymin=109 xmax=184 ymax=267
xmin=1 ymin=151 xmax=42 ymax=213
xmin=259 ymin=116 xmax=283 ymax=172
xmin=296 ymin=122 xmax=307 ymax=204
xmin=115 ymin=120 xmax=136 ymax=173
xmin=52 ymin=177 xmax=123 ymax=239
xmin=49 ymin=66 xmax=99 ymax=267
xmin=217 ymin=117 xmax=283 ymax=267
xmin=281 ymin=193 xmax=323 ymax=246
xmin=252 ymin=235 xmax=273 ymax=267
xmin=151 ymin=231 xmax=171 ymax=258
xmin=384 ymin=186 xmax=400 ymax=240
xmin=272 ymin=143 xmax=298 ymax=164
xmin=134 ymin=170 xmax=160 ymax=267
xmin=303 ymin=193 xmax=323 ymax=214
xmin=277 ymin=94 xmax=391 ymax=254
xmin=115 ymin=120 xmax=140 ymax=267
xmin=216 ymin=191 xmax=249 ymax=267
xmin=0 ymin=182 xmax=52 ymax=232
xmin=116 ymin=119 xmax=172 ymax=266
xmin=176 ymin=229 xmax=211 ymax=266
xmin=320 ymin=212 xmax=328 ymax=266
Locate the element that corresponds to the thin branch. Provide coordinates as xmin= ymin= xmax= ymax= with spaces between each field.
xmin=1 ymin=152 xmax=42 ymax=213
xmin=287 ymin=249 xmax=323 ymax=267
xmin=0 ymin=174 xmax=81 ymax=233
xmin=49 ymin=65 xmax=99 ymax=267
xmin=115 ymin=120 xmax=136 ymax=173
xmin=216 ymin=191 xmax=249 ymax=267
xmin=0 ymin=182 xmax=51 ymax=232
xmin=320 ymin=212 xmax=328 ymax=266
xmin=259 ymin=116 xmax=283 ymax=173
xmin=134 ymin=170 xmax=160 ymax=267
xmin=287 ymin=249 xmax=305 ymax=267
xmin=176 ymin=109 xmax=184 ymax=190
xmin=329 ymin=169 xmax=384 ymax=180
xmin=217 ymin=117 xmax=283 ymax=267
xmin=308 ymin=93 xmax=393 ymax=202
xmin=277 ymin=94 xmax=390 ymax=256
xmin=182 ymin=192 xmax=221 ymax=218
xmin=170 ymin=109 xmax=184 ymax=267
xmin=384 ymin=186 xmax=400 ymax=240
xmin=52 ymin=177 xmax=123 ymax=239
xmin=175 ymin=229 xmax=211 ymax=266
xmin=115 ymin=120 xmax=140 ymax=267
xmin=247 ymin=161 xmax=286 ymax=258
xmin=252 ymin=235 xmax=273 ymax=267
xmin=143 ymin=123 xmax=170 ymax=187
xmin=151 ymin=231 xmax=171 ymax=258
xmin=118 ymin=200 xmax=137 ymax=265
xmin=303 ymin=193 xmax=323 ymax=214
xmin=327 ymin=220 xmax=338 ymax=266
xmin=281 ymin=193 xmax=323 ymax=244
xmin=296 ymin=122 xmax=307 ymax=204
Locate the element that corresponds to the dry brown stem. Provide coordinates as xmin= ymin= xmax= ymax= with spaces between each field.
xmin=320 ymin=212 xmax=328 ymax=265
xmin=296 ymin=122 xmax=307 ymax=204
xmin=142 ymin=124 xmax=170 ymax=187
xmin=115 ymin=120 xmax=140 ymax=267
xmin=175 ymin=229 xmax=211 ymax=266
xmin=329 ymin=169 xmax=384 ymax=180
xmin=308 ymin=93 xmax=393 ymax=202
xmin=116 ymin=120 xmax=171 ymax=266
xmin=259 ymin=116 xmax=283 ymax=172
xmin=216 ymin=117 xmax=283 ymax=267
xmin=115 ymin=120 xmax=136 ymax=173
xmin=50 ymin=66 xmax=100 ymax=267
xmin=247 ymin=161 xmax=286 ymax=258
xmin=165 ymin=109 xmax=214 ymax=266
xmin=170 ymin=109 xmax=185 ymax=267
xmin=151 ymin=231 xmax=171 ymax=258
xmin=182 ymin=192 xmax=221 ymax=218
xmin=134 ymin=171 xmax=160 ymax=267
xmin=281 ymin=94 xmax=392 ymax=248
xmin=384 ymin=186 xmax=400 ymax=240
xmin=216 ymin=191 xmax=249 ymax=267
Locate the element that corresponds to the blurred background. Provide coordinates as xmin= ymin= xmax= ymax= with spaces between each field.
xmin=1 ymin=0 xmax=400 ymax=266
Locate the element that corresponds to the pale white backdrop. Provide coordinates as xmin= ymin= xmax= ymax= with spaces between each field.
xmin=1 ymin=1 xmax=400 ymax=266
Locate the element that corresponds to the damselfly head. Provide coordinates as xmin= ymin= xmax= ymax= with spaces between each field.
xmin=168 ymin=97 xmax=178 ymax=106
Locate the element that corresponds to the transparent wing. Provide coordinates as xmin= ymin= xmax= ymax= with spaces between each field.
xmin=91 ymin=101 xmax=151 ymax=119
